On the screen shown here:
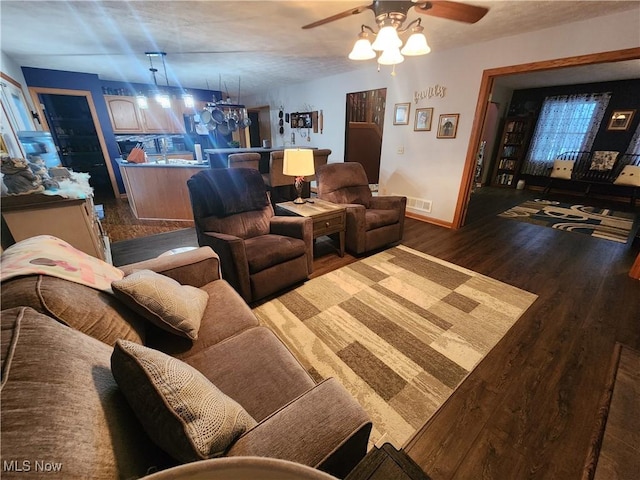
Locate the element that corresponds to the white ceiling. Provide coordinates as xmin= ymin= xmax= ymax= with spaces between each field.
xmin=2 ymin=1 xmax=639 ymax=98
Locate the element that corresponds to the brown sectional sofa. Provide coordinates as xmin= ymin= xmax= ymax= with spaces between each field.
xmin=0 ymin=247 xmax=371 ymax=479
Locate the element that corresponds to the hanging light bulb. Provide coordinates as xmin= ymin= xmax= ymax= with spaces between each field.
xmin=136 ymin=93 xmax=149 ymax=109
xmin=401 ymin=20 xmax=431 ymax=56
xmin=348 ymin=28 xmax=376 ymax=60
xmin=371 ymin=25 xmax=402 ymax=51
xmin=378 ymin=47 xmax=404 ymax=66
xmin=182 ymin=92 xmax=195 ymax=108
xmin=155 ymin=92 xmax=171 ymax=109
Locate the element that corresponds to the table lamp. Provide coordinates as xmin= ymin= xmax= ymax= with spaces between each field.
xmin=283 ymin=148 xmax=315 ymax=204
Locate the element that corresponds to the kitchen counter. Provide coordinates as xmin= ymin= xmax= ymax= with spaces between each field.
xmin=118 ymin=159 xmax=209 ymax=167
xmin=118 ymin=158 xmax=207 ymax=221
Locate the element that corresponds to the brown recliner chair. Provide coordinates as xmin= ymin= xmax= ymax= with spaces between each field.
xmin=187 ymin=168 xmax=313 ymax=303
xmin=264 ymin=149 xmax=332 ymax=204
xmin=315 ymin=162 xmax=407 ymax=255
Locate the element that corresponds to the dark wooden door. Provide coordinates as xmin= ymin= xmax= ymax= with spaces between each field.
xmin=345 ymin=88 xmax=387 ymax=184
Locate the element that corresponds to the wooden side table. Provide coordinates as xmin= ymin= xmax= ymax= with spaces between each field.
xmin=345 ymin=443 xmax=432 ymax=480
xmin=275 ymin=199 xmax=346 ymax=257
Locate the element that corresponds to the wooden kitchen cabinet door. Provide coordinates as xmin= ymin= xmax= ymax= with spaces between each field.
xmin=105 ymin=96 xmax=143 ymax=133
xmin=139 ymin=101 xmax=173 ymax=133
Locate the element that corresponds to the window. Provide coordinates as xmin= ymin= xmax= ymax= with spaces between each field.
xmin=522 ymin=92 xmax=611 ymax=175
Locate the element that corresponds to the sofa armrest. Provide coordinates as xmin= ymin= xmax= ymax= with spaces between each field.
xmin=121 ymin=247 xmax=221 ymax=288
xmin=270 ymin=216 xmax=314 ymax=273
xmin=226 ymin=378 xmax=372 ymax=479
xmin=370 ymin=195 xmax=407 ymax=212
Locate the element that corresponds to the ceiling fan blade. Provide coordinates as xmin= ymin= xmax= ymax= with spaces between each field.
xmin=302 ymin=3 xmax=374 ymax=29
xmin=415 ymin=1 xmax=489 ymax=24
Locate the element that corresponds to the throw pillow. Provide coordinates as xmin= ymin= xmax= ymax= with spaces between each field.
xmin=111 ymin=340 xmax=257 ymax=462
xmin=111 ymin=269 xmax=207 ymax=340
xmin=549 ymin=159 xmax=575 ymax=179
xmin=613 ymin=165 xmax=640 ymax=187
xmin=589 ymin=151 xmax=619 ymax=171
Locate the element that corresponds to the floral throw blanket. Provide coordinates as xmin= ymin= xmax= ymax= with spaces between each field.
xmin=1 ymin=235 xmax=123 ymax=292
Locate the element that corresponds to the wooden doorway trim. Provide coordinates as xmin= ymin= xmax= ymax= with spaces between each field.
xmin=28 ymin=86 xmax=119 ymax=198
xmin=453 ymin=47 xmax=640 ymax=229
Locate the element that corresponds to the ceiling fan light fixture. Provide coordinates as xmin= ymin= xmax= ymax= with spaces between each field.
xmin=371 ymin=25 xmax=402 ymax=51
xmin=378 ymin=47 xmax=404 ymax=66
xmin=349 ymin=30 xmax=376 ymax=60
xmin=401 ymin=31 xmax=431 ymax=56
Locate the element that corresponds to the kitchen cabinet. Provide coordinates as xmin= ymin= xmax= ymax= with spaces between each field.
xmin=1 ymin=194 xmax=111 ymax=262
xmin=105 ymin=95 xmax=185 ymax=134
xmin=105 ymin=96 xmax=143 ymax=133
xmin=139 ymin=100 xmax=174 ymax=133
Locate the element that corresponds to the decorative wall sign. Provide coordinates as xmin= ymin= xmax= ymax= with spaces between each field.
xmin=414 ymin=84 xmax=447 ymax=104
xmin=414 ymin=107 xmax=433 ymax=131
xmin=290 ymin=112 xmax=313 ymax=129
xmin=437 ymin=113 xmax=459 ymax=139
xmin=393 ymin=103 xmax=411 ymax=125
xmin=607 ymin=110 xmax=635 ymax=131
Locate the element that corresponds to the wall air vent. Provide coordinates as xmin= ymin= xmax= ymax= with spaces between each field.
xmin=395 ymin=194 xmax=432 ymax=214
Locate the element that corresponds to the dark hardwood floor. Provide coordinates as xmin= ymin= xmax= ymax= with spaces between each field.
xmin=109 ymin=187 xmax=640 ymax=479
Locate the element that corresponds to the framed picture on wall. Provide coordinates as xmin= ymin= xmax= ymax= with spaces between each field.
xmin=437 ymin=113 xmax=460 ymax=139
xmin=414 ymin=108 xmax=434 ymax=131
xmin=393 ymin=103 xmax=411 ymax=125
xmin=607 ymin=110 xmax=635 ymax=131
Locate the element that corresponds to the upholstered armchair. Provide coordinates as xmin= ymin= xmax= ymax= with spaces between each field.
xmin=264 ymin=149 xmax=332 ymax=204
xmin=227 ymin=152 xmax=261 ymax=170
xmin=315 ymin=162 xmax=407 ymax=255
xmin=187 ymin=168 xmax=313 ymax=303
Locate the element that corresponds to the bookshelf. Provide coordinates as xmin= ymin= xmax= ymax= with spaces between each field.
xmin=492 ymin=117 xmax=532 ymax=187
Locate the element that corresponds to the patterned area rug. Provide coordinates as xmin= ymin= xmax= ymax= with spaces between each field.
xmin=499 ymin=199 xmax=636 ymax=243
xmin=252 ymin=245 xmax=537 ymax=448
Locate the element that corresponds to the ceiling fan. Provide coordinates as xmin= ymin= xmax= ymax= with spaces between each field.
xmin=303 ymin=1 xmax=488 ymax=69
xmin=302 ymin=1 xmax=489 ymax=30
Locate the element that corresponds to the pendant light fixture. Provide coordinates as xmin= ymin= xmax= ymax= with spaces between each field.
xmin=137 ymin=51 xmax=172 ymax=109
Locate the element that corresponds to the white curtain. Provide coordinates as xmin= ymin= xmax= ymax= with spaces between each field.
xmin=522 ymin=92 xmax=611 ymax=175
xmin=626 ymin=122 xmax=640 ymax=155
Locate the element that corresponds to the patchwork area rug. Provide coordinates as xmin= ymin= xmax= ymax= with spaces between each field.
xmin=498 ymin=199 xmax=636 ymax=243
xmin=252 ymin=245 xmax=537 ymax=447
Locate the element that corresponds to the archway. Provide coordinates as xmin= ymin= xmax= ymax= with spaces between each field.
xmin=453 ymin=47 xmax=640 ymax=229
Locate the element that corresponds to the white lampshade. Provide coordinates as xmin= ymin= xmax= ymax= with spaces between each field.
xmin=371 ymin=25 xmax=402 ymax=51
xmin=378 ymin=47 xmax=404 ymax=66
xmin=283 ymin=149 xmax=315 ymax=177
xmin=349 ymin=38 xmax=376 ymax=60
xmin=401 ymin=32 xmax=431 ymax=56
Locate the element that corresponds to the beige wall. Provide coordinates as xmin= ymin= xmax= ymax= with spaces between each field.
xmin=247 ymin=9 xmax=640 ymax=224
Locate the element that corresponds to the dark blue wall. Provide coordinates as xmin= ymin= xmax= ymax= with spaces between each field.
xmin=21 ymin=67 xmax=222 ymax=195
xmin=509 ymin=79 xmax=640 ymax=154
xmin=22 ymin=67 xmax=127 ymax=194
